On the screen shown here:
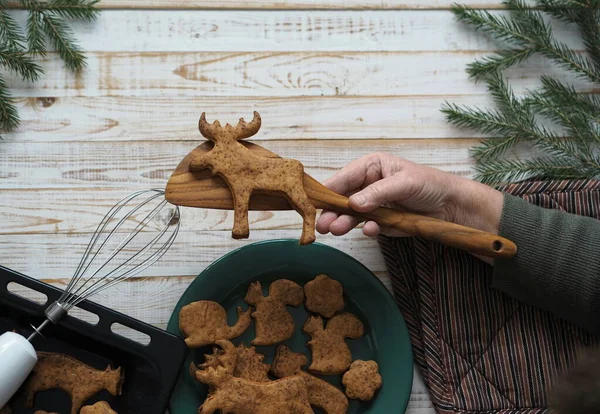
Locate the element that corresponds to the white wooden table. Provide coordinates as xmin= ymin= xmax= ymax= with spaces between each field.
xmin=0 ymin=0 xmax=557 ymax=412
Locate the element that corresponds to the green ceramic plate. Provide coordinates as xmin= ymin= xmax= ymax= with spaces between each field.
xmin=166 ymin=239 xmax=413 ymax=413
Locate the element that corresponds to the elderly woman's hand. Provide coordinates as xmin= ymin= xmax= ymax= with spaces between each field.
xmin=316 ymin=152 xmax=504 ymax=239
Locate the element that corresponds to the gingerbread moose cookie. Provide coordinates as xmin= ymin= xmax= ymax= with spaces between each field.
xmin=303 ymin=313 xmax=364 ymax=375
xmin=271 ymin=345 xmax=349 ymax=414
xmin=24 ymin=352 xmax=123 ymax=414
xmin=245 ymin=279 xmax=304 ymax=345
xmin=190 ymin=340 xmax=313 ymax=414
xmin=188 ymin=112 xmax=316 ymax=245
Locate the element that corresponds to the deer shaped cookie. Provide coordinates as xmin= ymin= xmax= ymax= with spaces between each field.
xmin=271 ymin=345 xmax=349 ymax=414
xmin=188 ymin=112 xmax=316 ymax=245
xmin=245 ymin=279 xmax=304 ymax=345
xmin=24 ymin=353 xmax=123 ymax=414
xmin=303 ymin=313 xmax=364 ymax=375
xmin=190 ymin=340 xmax=313 ymax=414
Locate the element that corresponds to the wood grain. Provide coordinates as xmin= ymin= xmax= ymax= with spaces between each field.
xmin=0 ymin=229 xmax=388 ymax=279
xmin=4 ymin=51 xmax=586 ymax=98
xmin=0 ymin=95 xmax=520 ymax=141
xmin=7 ymin=0 xmax=507 ymax=10
xmin=8 ymin=10 xmax=583 ymax=53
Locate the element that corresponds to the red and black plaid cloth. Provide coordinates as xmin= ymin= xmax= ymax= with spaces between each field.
xmin=378 ymin=180 xmax=600 ymax=414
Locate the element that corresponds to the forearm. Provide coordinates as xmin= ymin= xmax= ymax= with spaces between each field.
xmin=492 ymin=194 xmax=600 ymax=336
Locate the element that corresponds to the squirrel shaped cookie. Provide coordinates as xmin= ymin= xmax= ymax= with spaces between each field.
xmin=303 ymin=313 xmax=364 ymax=375
xmin=245 ymin=279 xmax=304 ymax=345
xmin=179 ymin=300 xmax=252 ymax=347
xmin=271 ymin=345 xmax=349 ymax=414
xmin=190 ymin=340 xmax=312 ymax=414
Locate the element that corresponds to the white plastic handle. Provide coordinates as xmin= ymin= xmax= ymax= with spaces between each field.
xmin=0 ymin=332 xmax=38 ymax=407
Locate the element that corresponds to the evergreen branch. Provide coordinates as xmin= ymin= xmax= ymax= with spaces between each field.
xmin=470 ymin=137 xmax=520 ymax=161
xmin=509 ymin=0 xmax=600 ymax=82
xmin=537 ymin=76 xmax=600 ymax=121
xmin=38 ymin=0 xmax=100 ymax=21
xmin=0 ymin=49 xmax=42 ymax=81
xmin=451 ymin=5 xmax=538 ymax=47
xmin=473 ymin=156 xmax=593 ymax=184
xmin=0 ymin=1 xmax=26 ymax=51
xmin=441 ymin=102 xmax=522 ymax=137
xmin=466 ymin=48 xmax=535 ymax=79
xmin=0 ymin=75 xmax=19 ymax=133
xmin=42 ymin=13 xmax=86 ymax=71
xmin=25 ymin=9 xmax=46 ymax=55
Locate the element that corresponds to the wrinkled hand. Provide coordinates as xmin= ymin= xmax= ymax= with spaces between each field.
xmin=316 ymin=153 xmax=503 ymax=238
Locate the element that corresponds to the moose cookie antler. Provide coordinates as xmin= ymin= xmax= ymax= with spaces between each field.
xmin=190 ymin=340 xmax=313 ymax=414
xmin=188 ymin=112 xmax=316 ymax=245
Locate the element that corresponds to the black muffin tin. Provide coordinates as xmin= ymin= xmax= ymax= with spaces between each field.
xmin=0 ymin=265 xmax=187 ymax=413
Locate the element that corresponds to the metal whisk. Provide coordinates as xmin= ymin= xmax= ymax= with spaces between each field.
xmin=0 ymin=188 xmax=181 ymax=406
xmin=29 ymin=188 xmax=180 ymax=340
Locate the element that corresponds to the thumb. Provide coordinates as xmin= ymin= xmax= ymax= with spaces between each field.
xmin=349 ymin=173 xmax=413 ymax=212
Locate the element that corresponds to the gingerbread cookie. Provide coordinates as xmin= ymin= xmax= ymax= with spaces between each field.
xmin=179 ymin=300 xmax=252 ymax=347
xmin=80 ymin=401 xmax=118 ymax=413
xmin=304 ymin=274 xmax=344 ymax=318
xmin=271 ymin=345 xmax=349 ymax=414
xmin=303 ymin=313 xmax=364 ymax=374
xmin=190 ymin=340 xmax=312 ymax=414
xmin=342 ymin=360 xmax=382 ymax=401
xmin=245 ymin=280 xmax=304 ymax=345
xmin=202 ymin=343 xmax=270 ymax=382
xmin=24 ymin=352 xmax=123 ymax=414
xmin=189 ymin=112 xmax=316 ymax=245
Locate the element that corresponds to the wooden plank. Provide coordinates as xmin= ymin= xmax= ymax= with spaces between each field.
xmin=0 ymin=95 xmax=520 ymax=141
xmin=0 ymin=138 xmax=478 ymax=234
xmin=0 ymin=229 xmax=389 ymax=279
xmin=36 ymin=0 xmax=506 ymax=11
xmin=5 ymin=51 xmax=587 ymax=98
xmin=8 ymin=10 xmax=583 ymax=53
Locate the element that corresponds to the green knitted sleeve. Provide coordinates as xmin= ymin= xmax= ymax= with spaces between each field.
xmin=492 ymin=194 xmax=600 ymax=336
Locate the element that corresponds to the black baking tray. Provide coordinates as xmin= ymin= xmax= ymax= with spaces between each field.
xmin=0 ymin=265 xmax=188 ymax=414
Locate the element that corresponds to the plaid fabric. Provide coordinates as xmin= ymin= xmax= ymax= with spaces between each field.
xmin=378 ymin=180 xmax=600 ymax=414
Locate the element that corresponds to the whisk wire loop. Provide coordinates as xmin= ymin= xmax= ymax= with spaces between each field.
xmin=45 ymin=188 xmax=180 ymax=317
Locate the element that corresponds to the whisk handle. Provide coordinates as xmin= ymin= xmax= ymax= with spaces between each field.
xmin=0 ymin=332 xmax=38 ymax=407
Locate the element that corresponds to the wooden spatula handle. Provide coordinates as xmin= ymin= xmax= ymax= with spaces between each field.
xmin=307 ymin=181 xmax=517 ymax=259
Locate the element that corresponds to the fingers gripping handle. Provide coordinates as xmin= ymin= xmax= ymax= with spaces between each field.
xmin=308 ymin=183 xmax=517 ymax=259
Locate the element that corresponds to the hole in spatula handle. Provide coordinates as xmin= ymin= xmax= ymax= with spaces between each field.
xmin=7 ymin=282 xmax=48 ymax=305
xmin=111 ymin=322 xmax=151 ymax=346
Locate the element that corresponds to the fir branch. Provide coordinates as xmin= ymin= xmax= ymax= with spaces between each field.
xmin=451 ymin=5 xmax=537 ymax=47
xmin=467 ymin=48 xmax=535 ymax=80
xmin=0 ymin=1 xmax=26 ymax=51
xmin=453 ymin=0 xmax=600 ymax=83
xmin=474 ymin=157 xmax=593 ymax=184
xmin=37 ymin=0 xmax=100 ymax=21
xmin=0 ymin=75 xmax=19 ymax=132
xmin=25 ymin=9 xmax=45 ymax=56
xmin=42 ymin=13 xmax=85 ymax=71
xmin=0 ymin=49 xmax=42 ymax=81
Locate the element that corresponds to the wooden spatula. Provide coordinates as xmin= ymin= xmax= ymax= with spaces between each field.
xmin=165 ymin=140 xmax=517 ymax=259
